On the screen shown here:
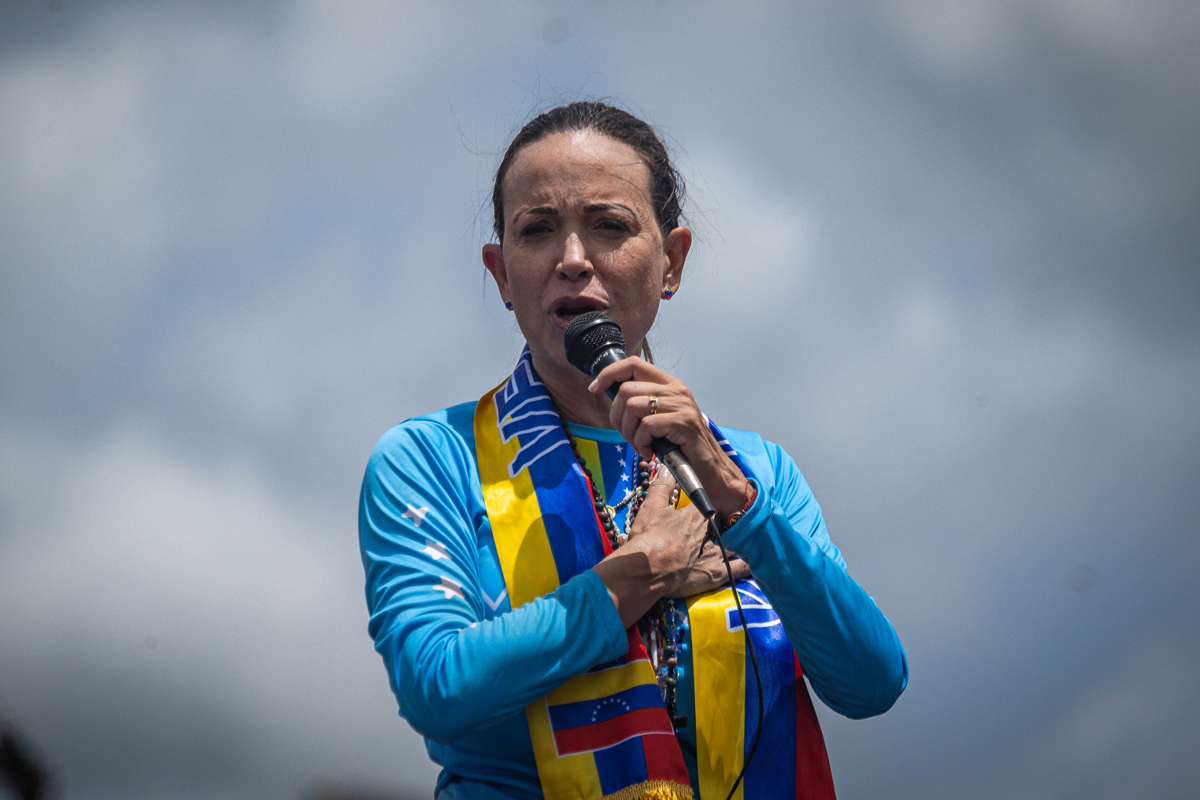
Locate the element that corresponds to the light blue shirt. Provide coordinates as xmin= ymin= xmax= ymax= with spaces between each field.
xmin=359 ymin=401 xmax=907 ymax=799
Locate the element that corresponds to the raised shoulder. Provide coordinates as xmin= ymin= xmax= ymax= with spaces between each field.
xmin=360 ymin=401 xmax=485 ymax=561
xmin=369 ymin=402 xmax=477 ymax=468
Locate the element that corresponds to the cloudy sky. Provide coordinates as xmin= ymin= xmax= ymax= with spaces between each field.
xmin=1 ymin=1 xmax=1198 ymax=798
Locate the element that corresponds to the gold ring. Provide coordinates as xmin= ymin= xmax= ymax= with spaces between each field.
xmin=648 ymin=395 xmax=658 ymax=415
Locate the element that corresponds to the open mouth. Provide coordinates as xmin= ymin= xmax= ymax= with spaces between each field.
xmin=551 ymin=297 xmax=605 ymax=323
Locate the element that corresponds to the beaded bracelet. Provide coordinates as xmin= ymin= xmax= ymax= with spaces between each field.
xmin=724 ymin=480 xmax=758 ymax=529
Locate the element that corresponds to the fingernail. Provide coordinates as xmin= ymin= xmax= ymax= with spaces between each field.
xmin=588 ymin=379 xmax=598 ymax=392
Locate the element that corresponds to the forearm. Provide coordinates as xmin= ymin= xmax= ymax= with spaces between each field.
xmin=592 ymin=551 xmax=661 ymax=629
xmin=723 ymin=492 xmax=908 ymax=718
xmin=386 ymin=570 xmax=628 ymax=741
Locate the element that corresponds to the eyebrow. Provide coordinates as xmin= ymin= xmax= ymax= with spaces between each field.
xmin=512 ymin=203 xmax=639 ymax=225
xmin=583 ymin=203 xmax=637 ymax=216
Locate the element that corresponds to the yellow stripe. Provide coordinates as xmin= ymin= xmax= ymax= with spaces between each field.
xmin=476 ymin=384 xmax=679 ymax=799
xmin=575 ymin=438 xmax=605 ymax=498
xmin=474 ymin=387 xmax=560 ymax=608
xmin=688 ymin=587 xmax=745 ymax=800
xmin=527 ymin=700 xmax=604 ymax=798
xmin=547 ymin=659 xmax=659 ymax=705
xmin=478 ymin=385 xmax=604 ymax=798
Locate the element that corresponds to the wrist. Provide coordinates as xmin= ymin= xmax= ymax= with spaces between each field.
xmin=692 ymin=429 xmax=753 ymax=519
xmin=723 ymin=480 xmax=757 ymax=529
xmin=709 ymin=475 xmax=753 ymax=521
xmin=592 ymin=541 xmax=665 ymax=628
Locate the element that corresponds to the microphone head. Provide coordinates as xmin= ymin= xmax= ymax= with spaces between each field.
xmin=563 ymin=311 xmax=626 ymax=377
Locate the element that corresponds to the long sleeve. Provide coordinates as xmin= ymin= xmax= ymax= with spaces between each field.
xmin=359 ymin=417 xmax=629 ymax=743
xmin=721 ymin=437 xmax=908 ymax=719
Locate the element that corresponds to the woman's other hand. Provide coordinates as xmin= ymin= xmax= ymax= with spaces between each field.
xmin=664 ymin=543 xmax=751 ymax=600
xmin=592 ymin=471 xmax=749 ymax=628
xmin=588 ymin=356 xmax=754 ymax=522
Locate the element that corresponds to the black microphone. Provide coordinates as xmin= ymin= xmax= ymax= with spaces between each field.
xmin=563 ymin=311 xmax=717 ymax=520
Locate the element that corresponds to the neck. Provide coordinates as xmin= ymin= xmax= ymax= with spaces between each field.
xmin=530 ymin=350 xmax=615 ymax=429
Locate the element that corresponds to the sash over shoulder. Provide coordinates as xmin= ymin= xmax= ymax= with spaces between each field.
xmin=474 ymin=349 xmax=835 ymax=800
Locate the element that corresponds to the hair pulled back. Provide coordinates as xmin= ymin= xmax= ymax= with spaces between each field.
xmin=491 ymin=101 xmax=685 ymax=243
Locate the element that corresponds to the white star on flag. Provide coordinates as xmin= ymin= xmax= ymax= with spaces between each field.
xmin=402 ymin=503 xmax=430 ymax=527
xmin=435 ymin=577 xmax=465 ymax=600
xmin=422 ymin=539 xmax=450 ymax=561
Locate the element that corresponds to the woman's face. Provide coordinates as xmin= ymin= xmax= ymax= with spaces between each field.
xmin=483 ymin=130 xmax=690 ymax=375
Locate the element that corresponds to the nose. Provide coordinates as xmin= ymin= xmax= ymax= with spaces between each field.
xmin=557 ymin=232 xmax=592 ymax=282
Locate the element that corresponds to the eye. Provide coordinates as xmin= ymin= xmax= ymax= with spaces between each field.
xmin=518 ymin=221 xmax=552 ymax=237
xmin=595 ymin=218 xmax=629 ymax=233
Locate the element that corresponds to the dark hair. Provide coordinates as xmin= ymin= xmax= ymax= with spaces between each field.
xmin=491 ymin=101 xmax=685 ymax=243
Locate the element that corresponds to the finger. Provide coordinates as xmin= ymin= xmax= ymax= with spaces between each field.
xmin=613 ymin=379 xmax=679 ymax=401
xmin=609 ymin=380 xmax=677 ymax=439
xmin=611 ymin=383 xmax=703 ymax=446
xmin=627 ymin=405 xmax=697 ymax=456
xmin=677 ymin=500 xmax=705 ymax=523
xmin=706 ymin=557 xmax=749 ymax=588
xmin=588 ymin=356 xmax=664 ymax=395
xmin=729 ymin=558 xmax=753 ymax=582
xmin=619 ymin=388 xmax=677 ymax=439
xmin=694 ymin=547 xmax=748 ymax=579
xmin=632 ymin=410 xmax=701 ymax=454
xmin=640 ymin=468 xmax=678 ymax=508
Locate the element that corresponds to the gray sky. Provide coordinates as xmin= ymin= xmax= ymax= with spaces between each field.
xmin=1 ymin=1 xmax=1198 ymax=798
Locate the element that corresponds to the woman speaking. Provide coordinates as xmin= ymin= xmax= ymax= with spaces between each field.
xmin=359 ymin=102 xmax=907 ymax=800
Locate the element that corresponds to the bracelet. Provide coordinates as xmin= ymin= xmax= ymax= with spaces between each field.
xmin=724 ymin=481 xmax=757 ymax=529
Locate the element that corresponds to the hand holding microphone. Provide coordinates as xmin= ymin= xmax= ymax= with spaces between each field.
xmin=563 ymin=312 xmax=754 ymax=524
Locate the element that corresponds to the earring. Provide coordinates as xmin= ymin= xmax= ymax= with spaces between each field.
xmin=503 ymin=299 xmax=514 ymax=310
xmin=661 ymin=288 xmax=674 ymax=300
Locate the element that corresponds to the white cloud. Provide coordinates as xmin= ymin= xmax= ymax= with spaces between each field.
xmin=0 ymin=0 xmax=514 ymax=405
xmin=675 ymin=144 xmax=820 ymax=316
xmin=0 ymin=421 xmax=440 ymax=797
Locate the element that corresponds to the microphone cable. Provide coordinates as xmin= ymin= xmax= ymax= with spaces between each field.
xmin=702 ymin=510 xmax=763 ymax=800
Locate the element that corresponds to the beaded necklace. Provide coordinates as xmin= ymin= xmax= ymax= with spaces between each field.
xmin=564 ymin=424 xmax=689 ymax=731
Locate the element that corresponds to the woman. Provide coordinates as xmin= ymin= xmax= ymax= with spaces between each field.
xmin=359 ymin=102 xmax=907 ymax=800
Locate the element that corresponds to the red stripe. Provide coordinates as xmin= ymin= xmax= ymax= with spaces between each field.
xmin=640 ymin=725 xmax=691 ymax=784
xmin=552 ymin=707 xmax=674 ymax=756
xmin=794 ymin=653 xmax=836 ymax=800
xmin=624 ymin=627 xmax=649 ymax=662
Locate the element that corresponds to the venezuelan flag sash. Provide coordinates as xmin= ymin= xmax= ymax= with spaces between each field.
xmin=685 ymin=581 xmax=836 ymax=799
xmin=475 ymin=349 xmax=834 ymax=799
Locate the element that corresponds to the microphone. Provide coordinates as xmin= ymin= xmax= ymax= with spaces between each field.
xmin=563 ymin=311 xmax=717 ymax=520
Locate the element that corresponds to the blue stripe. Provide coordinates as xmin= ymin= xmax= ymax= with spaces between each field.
xmin=593 ymin=735 xmax=648 ymax=794
xmin=528 ymin=451 xmax=606 ymax=581
xmin=742 ymin=579 xmax=798 ymax=798
xmin=501 ymin=348 xmax=608 ymax=582
xmin=547 ymin=684 xmax=664 ymax=730
xmin=744 ymin=661 xmax=796 ymax=798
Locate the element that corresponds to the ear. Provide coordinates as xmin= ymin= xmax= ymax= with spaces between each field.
xmin=662 ymin=226 xmax=692 ymax=294
xmin=482 ymin=243 xmax=509 ymax=301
